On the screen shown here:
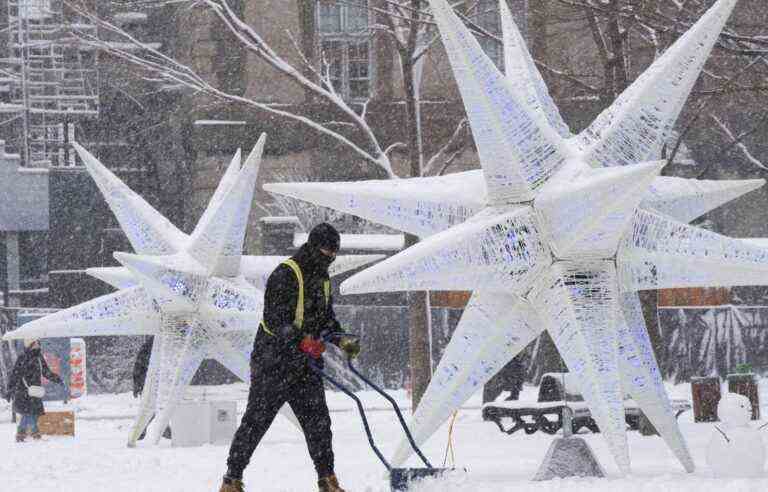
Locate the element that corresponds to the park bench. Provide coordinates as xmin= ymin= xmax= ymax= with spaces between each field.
xmin=482 ymin=372 xmax=691 ymax=436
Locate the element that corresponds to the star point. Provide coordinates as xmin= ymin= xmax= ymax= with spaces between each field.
xmin=4 ymin=135 xmax=383 ymax=446
xmin=266 ymin=0 xmax=754 ymax=474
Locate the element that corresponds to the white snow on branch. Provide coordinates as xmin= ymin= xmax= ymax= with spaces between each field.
xmin=194 ymin=120 xmax=246 ymax=126
xmin=66 ymin=0 xmax=397 ymax=179
xmin=710 ymin=114 xmax=768 ymax=171
xmin=96 ymin=41 xmax=163 ymax=51
xmin=114 ymin=12 xmax=148 ymax=24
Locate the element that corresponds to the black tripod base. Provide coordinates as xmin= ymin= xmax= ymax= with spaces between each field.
xmin=390 ymin=467 xmax=452 ymax=491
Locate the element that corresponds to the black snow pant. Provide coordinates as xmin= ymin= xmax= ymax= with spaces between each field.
xmin=226 ymin=359 xmax=334 ymax=480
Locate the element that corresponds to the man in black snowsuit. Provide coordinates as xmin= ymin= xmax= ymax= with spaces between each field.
xmin=220 ymin=223 xmax=360 ymax=492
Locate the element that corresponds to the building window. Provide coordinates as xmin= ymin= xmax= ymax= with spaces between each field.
xmin=472 ymin=0 xmax=503 ymax=69
xmin=317 ymin=0 xmax=372 ymax=101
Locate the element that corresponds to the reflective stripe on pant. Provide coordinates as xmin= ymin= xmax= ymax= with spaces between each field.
xmin=226 ymin=368 xmax=334 ymax=479
xmin=17 ymin=414 xmax=38 ymax=434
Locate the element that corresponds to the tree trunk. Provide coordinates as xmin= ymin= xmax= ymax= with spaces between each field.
xmin=606 ymin=0 xmax=628 ymax=98
xmin=406 ymin=252 xmax=432 ymax=409
xmin=402 ymin=53 xmax=432 ymax=410
xmin=638 ymin=290 xmax=664 ymax=371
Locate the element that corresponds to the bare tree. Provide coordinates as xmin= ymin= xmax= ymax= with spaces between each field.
xmin=524 ymin=0 xmax=768 ymax=361
xmin=61 ymin=0 xmax=768 ymax=401
xmin=62 ymin=0 xmax=486 ymax=407
xmin=533 ymin=0 xmax=768 ymax=171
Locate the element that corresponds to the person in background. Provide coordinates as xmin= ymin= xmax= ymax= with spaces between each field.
xmin=6 ymin=339 xmax=63 ymax=442
xmin=482 ymin=356 xmax=525 ymax=404
xmin=133 ymin=336 xmax=154 ymax=398
xmin=220 ymin=223 xmax=361 ymax=492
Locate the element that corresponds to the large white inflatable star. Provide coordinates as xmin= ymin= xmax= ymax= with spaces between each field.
xmin=264 ymin=0 xmax=764 ymax=474
xmin=4 ymin=136 xmax=382 ymax=445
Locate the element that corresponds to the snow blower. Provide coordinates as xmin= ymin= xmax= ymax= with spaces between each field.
xmin=309 ymin=335 xmax=453 ymax=491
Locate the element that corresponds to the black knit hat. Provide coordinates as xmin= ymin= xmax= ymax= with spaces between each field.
xmin=308 ymin=223 xmax=340 ymax=252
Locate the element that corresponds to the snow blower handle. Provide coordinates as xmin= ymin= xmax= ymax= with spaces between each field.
xmin=319 ymin=331 xmax=435 ymax=470
xmin=307 ymin=359 xmax=392 ymax=472
xmin=345 ymin=358 xmax=434 ymax=470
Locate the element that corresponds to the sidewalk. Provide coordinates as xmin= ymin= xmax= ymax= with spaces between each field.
xmin=0 ymin=384 xmax=485 ymax=423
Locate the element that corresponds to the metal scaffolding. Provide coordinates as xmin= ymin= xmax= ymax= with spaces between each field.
xmin=5 ymin=0 xmax=99 ymax=167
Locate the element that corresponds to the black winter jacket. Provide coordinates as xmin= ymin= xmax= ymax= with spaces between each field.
xmin=8 ymin=348 xmax=62 ymax=415
xmin=254 ymin=244 xmax=343 ymax=378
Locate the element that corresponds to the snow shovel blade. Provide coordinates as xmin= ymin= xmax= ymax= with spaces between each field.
xmin=389 ymin=468 xmax=452 ymax=491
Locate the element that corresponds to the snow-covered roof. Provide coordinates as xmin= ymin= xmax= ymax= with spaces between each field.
xmin=12 ymin=307 xmax=58 ymax=316
xmin=260 ymin=216 xmax=300 ymax=224
xmin=8 ymin=288 xmax=48 ymax=295
xmin=17 ymin=167 xmax=49 ymax=175
xmin=293 ymin=232 xmax=404 ymax=251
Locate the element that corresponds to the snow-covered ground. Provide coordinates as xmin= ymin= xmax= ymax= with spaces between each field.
xmin=2 ymin=383 xmax=768 ymax=491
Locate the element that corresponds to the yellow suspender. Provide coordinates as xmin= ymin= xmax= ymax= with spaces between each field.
xmin=282 ymin=259 xmax=305 ymax=329
xmin=260 ymin=259 xmax=330 ymax=336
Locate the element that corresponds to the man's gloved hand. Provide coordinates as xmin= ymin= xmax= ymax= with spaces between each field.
xmin=339 ymin=336 xmax=361 ymax=359
xmin=299 ymin=335 xmax=326 ymax=359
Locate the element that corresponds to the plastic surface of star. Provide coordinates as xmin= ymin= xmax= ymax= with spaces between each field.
xmin=264 ymin=0 xmax=764 ymax=475
xmin=4 ymin=136 xmax=382 ymax=446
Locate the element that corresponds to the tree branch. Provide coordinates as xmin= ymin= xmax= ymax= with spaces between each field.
xmin=710 ymin=113 xmax=768 ymax=171
xmin=67 ymin=0 xmax=398 ymax=177
xmin=423 ymin=117 xmax=468 ymax=176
